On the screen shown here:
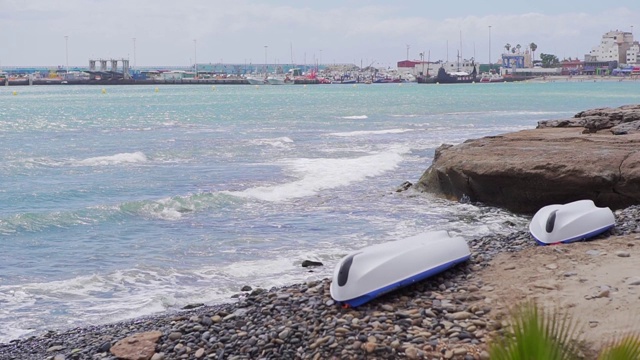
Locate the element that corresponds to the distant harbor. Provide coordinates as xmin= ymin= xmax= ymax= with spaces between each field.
xmin=2 ymin=77 xmax=320 ymax=86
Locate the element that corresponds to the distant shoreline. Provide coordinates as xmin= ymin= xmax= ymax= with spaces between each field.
xmin=526 ymin=74 xmax=640 ymax=83
xmin=2 ymin=74 xmax=638 ymax=86
xmin=1 ymin=78 xmax=319 ymax=86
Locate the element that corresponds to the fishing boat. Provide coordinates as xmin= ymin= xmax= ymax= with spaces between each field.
xmin=330 ymin=230 xmax=470 ymax=307
xmin=267 ymin=68 xmax=301 ymax=85
xmin=246 ymin=75 xmax=268 ymax=85
xmin=479 ymin=72 xmax=504 ymax=83
xmin=529 ymin=200 xmax=615 ymax=245
xmin=421 ymin=66 xmax=478 ymax=84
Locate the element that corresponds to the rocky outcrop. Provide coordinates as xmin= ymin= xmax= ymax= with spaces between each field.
xmin=537 ymin=104 xmax=640 ymax=134
xmin=416 ymin=105 xmax=640 ymax=214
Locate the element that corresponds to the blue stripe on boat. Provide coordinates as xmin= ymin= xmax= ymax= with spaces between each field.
xmin=533 ymin=224 xmax=614 ymax=246
xmin=341 ymin=255 xmax=471 ymax=307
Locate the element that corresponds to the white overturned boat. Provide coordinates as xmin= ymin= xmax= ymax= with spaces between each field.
xmin=529 ymin=199 xmax=615 ymax=245
xmin=330 ymin=230 xmax=470 ymax=307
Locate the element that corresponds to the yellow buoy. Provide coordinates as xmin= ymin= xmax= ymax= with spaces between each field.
xmin=101 ymin=88 xmax=107 ymax=94
xmin=212 ymin=86 xmax=216 ymax=91
xmin=154 ymin=87 xmax=159 ymax=92
xmin=12 ymin=91 xmax=17 ymax=95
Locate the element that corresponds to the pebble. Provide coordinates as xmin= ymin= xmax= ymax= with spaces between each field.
xmin=3 ymin=206 xmax=640 ymax=360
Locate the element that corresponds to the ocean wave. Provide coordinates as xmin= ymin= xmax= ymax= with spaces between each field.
xmin=250 ymin=137 xmax=294 ymax=148
xmin=328 ymin=129 xmax=413 ymax=137
xmin=76 ymin=152 xmax=148 ymax=166
xmin=0 ymin=252 xmax=334 ymax=343
xmin=127 ymin=192 xmax=241 ymax=220
xmin=0 ymin=192 xmax=241 ymax=235
xmin=340 ymin=115 xmax=368 ymax=119
xmin=226 ymin=147 xmax=409 ymax=202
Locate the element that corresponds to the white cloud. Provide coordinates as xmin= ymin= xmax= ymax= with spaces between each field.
xmin=0 ymin=1 xmax=638 ymax=67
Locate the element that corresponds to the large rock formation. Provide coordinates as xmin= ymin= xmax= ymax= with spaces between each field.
xmin=416 ymin=105 xmax=640 ymax=214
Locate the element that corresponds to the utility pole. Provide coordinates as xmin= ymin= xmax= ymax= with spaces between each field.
xmin=264 ymin=45 xmax=268 ymax=74
xmin=488 ymin=25 xmax=492 ymax=71
xmin=406 ymin=44 xmax=410 ymax=60
xmin=193 ymin=39 xmax=197 ymax=79
xmin=132 ymin=38 xmax=136 ymax=68
xmin=64 ymin=35 xmax=69 ymax=78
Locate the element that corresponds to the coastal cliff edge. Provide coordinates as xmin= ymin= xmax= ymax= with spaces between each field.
xmin=415 ymin=104 xmax=640 ymax=214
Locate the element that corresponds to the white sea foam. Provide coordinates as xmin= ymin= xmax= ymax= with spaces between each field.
xmin=0 ymin=251 xmax=336 ymax=343
xmin=227 ymin=147 xmax=408 ymax=202
xmin=391 ymin=114 xmax=420 ymax=118
xmin=251 ymin=137 xmax=294 ymax=148
xmin=340 ymin=115 xmax=368 ymax=119
xmin=77 ymin=152 xmax=148 ymax=166
xmin=328 ymin=129 xmax=413 ymax=137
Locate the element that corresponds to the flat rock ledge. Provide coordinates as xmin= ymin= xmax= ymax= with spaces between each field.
xmin=416 ymin=104 xmax=640 ymax=214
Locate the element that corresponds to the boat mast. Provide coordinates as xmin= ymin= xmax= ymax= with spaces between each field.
xmin=290 ymin=42 xmax=294 ymax=67
xmin=458 ymin=30 xmax=462 ymax=71
xmin=459 ymin=30 xmax=463 ymax=63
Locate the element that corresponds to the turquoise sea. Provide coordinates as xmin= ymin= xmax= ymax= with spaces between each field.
xmin=1 ymin=81 xmax=638 ymax=342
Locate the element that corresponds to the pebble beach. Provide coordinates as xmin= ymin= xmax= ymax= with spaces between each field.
xmin=2 ymin=205 xmax=638 ymax=360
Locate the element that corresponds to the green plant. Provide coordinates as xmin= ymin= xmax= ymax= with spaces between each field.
xmin=598 ymin=335 xmax=640 ymax=360
xmin=488 ymin=300 xmax=581 ymax=360
xmin=488 ymin=300 xmax=640 ymax=359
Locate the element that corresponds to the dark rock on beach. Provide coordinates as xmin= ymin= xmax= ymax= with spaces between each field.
xmin=416 ymin=104 xmax=640 ymax=214
xmin=301 ymin=260 xmax=323 ymax=268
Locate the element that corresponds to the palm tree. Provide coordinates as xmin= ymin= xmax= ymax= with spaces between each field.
xmin=530 ymin=42 xmax=538 ymax=61
xmin=505 ymin=43 xmax=511 ymax=53
xmin=516 ymin=44 xmax=522 ymax=53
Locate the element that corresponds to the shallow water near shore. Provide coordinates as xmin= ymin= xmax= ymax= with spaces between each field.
xmin=0 ymin=81 xmax=638 ymax=342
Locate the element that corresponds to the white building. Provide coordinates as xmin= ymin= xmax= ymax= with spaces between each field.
xmin=588 ymin=30 xmax=639 ymax=65
xmin=627 ymin=43 xmax=639 ymax=64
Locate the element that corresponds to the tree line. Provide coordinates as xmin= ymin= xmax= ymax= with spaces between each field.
xmin=503 ymin=42 xmax=560 ymax=68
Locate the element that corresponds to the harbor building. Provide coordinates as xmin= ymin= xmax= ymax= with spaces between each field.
xmin=587 ymin=30 xmax=639 ymax=65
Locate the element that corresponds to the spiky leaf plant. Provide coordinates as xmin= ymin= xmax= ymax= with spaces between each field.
xmin=488 ymin=300 xmax=581 ymax=360
xmin=598 ymin=335 xmax=640 ymax=360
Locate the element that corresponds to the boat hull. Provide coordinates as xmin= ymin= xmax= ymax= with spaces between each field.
xmin=267 ymin=76 xmax=295 ymax=85
xmin=330 ymin=230 xmax=470 ymax=307
xmin=246 ymin=77 xmax=267 ymax=85
xmin=529 ymin=200 xmax=615 ymax=245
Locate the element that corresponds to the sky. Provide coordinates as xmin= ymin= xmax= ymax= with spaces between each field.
xmin=1 ymin=0 xmax=640 ymax=68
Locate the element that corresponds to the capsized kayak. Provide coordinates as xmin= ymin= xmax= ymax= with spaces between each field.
xmin=330 ymin=230 xmax=470 ymax=307
xmin=529 ymin=199 xmax=615 ymax=245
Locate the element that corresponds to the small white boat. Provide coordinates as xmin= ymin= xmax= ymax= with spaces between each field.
xmin=529 ymin=199 xmax=615 ymax=245
xmin=246 ymin=75 xmax=268 ymax=85
xmin=266 ymin=74 xmax=295 ymax=85
xmin=330 ymin=230 xmax=470 ymax=307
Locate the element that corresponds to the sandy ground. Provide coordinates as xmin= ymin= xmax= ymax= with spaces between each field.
xmin=474 ymin=233 xmax=640 ymax=353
